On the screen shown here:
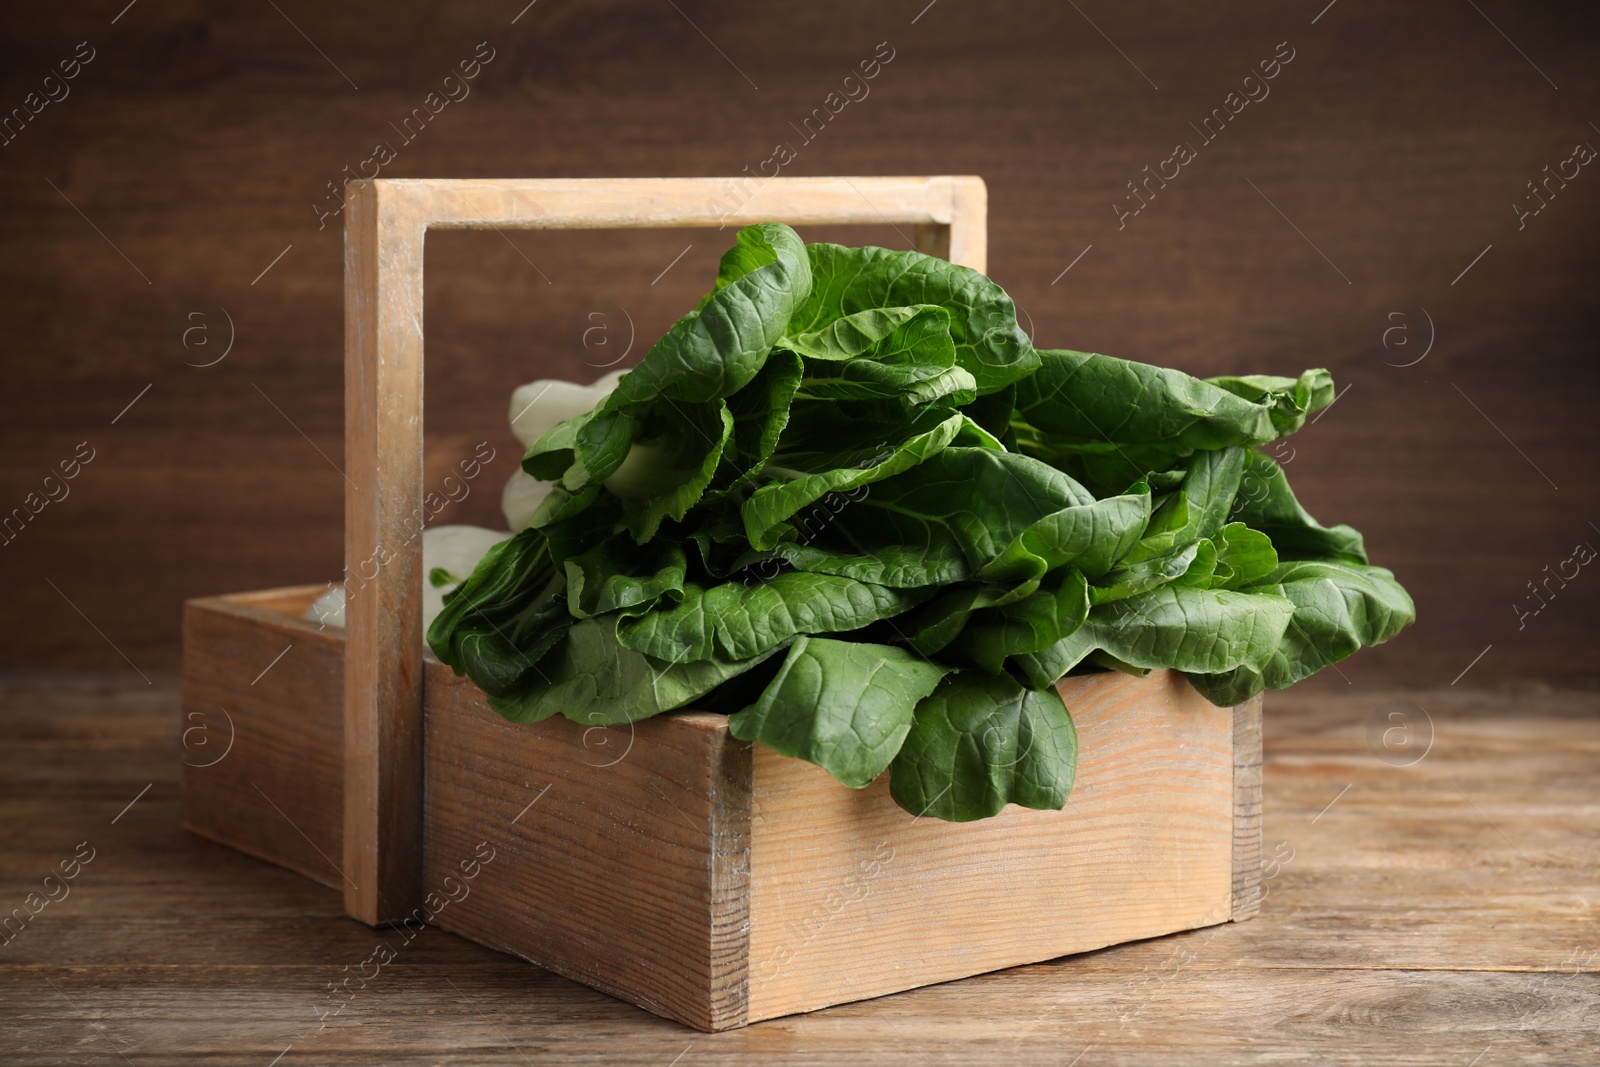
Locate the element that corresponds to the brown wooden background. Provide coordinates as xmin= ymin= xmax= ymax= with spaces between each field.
xmin=1 ymin=0 xmax=1596 ymax=686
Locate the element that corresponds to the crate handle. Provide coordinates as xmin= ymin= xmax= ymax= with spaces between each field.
xmin=342 ymin=175 xmax=988 ymax=924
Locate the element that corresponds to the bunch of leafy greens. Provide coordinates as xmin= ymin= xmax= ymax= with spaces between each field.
xmin=429 ymin=223 xmax=1413 ymax=822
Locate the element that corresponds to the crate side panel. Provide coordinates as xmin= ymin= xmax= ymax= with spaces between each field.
xmin=423 ymin=669 xmax=742 ymax=1031
xmin=1231 ymin=695 xmax=1264 ymax=920
xmin=180 ymin=597 xmax=344 ymax=889
xmin=745 ymin=669 xmax=1235 ymax=1022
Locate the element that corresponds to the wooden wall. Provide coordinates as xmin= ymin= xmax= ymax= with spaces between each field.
xmin=1 ymin=1 xmax=1596 ymax=686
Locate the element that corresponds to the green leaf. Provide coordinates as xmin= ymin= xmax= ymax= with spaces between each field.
xmin=1016 ymin=350 xmax=1280 ymax=452
xmin=772 ymin=537 xmax=971 ymax=589
xmin=976 ymin=488 xmax=1153 ymax=585
xmin=562 ymin=540 xmax=688 ymax=619
xmin=1211 ymin=522 xmax=1278 ymax=590
xmin=741 ymin=409 xmax=965 ymax=550
xmin=529 ymin=483 xmax=599 ymax=528
xmin=903 ymin=578 xmax=1042 ymax=657
xmin=1090 ymin=541 xmax=1204 ymax=605
xmin=1117 ymin=447 xmax=1246 ymax=565
xmin=962 ymin=383 xmax=1017 ymax=448
xmin=1206 ymin=369 xmax=1336 ymax=436
xmin=619 ymin=402 xmax=737 ymax=543
xmin=782 ymin=304 xmax=946 ymax=362
xmin=426 ymin=529 xmax=569 ymax=698
xmin=617 ymin=571 xmax=931 ymax=663
xmin=521 ymin=403 xmax=637 ymax=493
xmin=490 ymin=615 xmax=782 ymax=726
xmin=1229 ymin=450 xmax=1367 ymax=563
xmin=787 ymin=305 xmax=978 ymax=408
xmin=1012 ymin=583 xmax=1296 ymax=689
xmin=763 ymin=445 xmax=1097 ymax=592
xmin=788 ymin=243 xmax=1039 ymax=394
xmin=1012 ymin=352 xmax=1327 ymax=493
xmin=950 ymin=569 xmax=1092 ymax=674
xmin=615 ymin=222 xmax=812 ymax=405
xmin=729 ymin=636 xmax=948 ymax=789
xmin=889 ymin=672 xmax=1078 ymax=822
xmin=1185 ymin=560 xmax=1415 ymax=705
xmin=715 ymin=348 xmax=804 ymax=493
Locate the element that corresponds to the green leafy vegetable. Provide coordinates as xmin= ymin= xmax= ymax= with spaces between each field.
xmin=429 ymin=222 xmax=1414 ymax=822
xmin=729 ymin=636 xmax=947 ymax=788
xmin=889 ymin=672 xmax=1078 ymax=822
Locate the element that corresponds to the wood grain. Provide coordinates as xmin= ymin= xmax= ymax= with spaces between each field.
xmin=4 ymin=673 xmax=1597 ymax=1063
xmin=745 ymin=669 xmax=1237 ymax=1024
xmin=1231 ymin=696 xmax=1264 ymax=921
xmin=422 ymin=670 xmax=744 ymax=1032
xmin=342 ymin=178 xmax=428 ymax=926
xmin=179 ymin=588 xmax=344 ymax=889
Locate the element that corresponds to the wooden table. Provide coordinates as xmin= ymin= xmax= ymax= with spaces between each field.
xmin=3 ymin=674 xmax=1596 ymax=1065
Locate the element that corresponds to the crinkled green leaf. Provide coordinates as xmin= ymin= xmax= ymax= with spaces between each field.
xmin=1229 ymin=450 xmax=1367 ymax=563
xmin=1185 ymin=560 xmax=1415 ymax=704
xmin=490 ymin=615 xmax=782 ymax=726
xmin=563 ymin=541 xmax=688 ymax=619
xmin=782 ymin=304 xmax=945 ymax=362
xmin=1211 ymin=522 xmax=1279 ymax=590
xmin=789 ymin=243 xmax=1039 ymax=394
xmin=741 ymin=409 xmax=965 ymax=550
xmin=1090 ymin=540 xmax=1205 ymax=605
xmin=1016 ymin=350 xmax=1281 ymax=452
xmin=903 ymin=578 xmax=1042 ymax=657
xmin=787 ymin=305 xmax=978 ymax=408
xmin=1206 ymin=369 xmax=1336 ymax=437
xmin=977 ymin=488 xmax=1152 ymax=584
xmin=1013 ymin=584 xmax=1296 ymax=689
xmin=950 ymin=569 xmax=1092 ymax=674
xmin=615 ymin=222 xmax=812 ymax=405
xmin=772 ymin=536 xmax=971 ymax=589
xmin=729 ymin=636 xmax=948 ymax=788
xmin=714 ymin=349 xmax=804 ymax=494
xmin=621 ymin=402 xmax=736 ymax=543
xmin=426 ymin=529 xmax=568 ymax=697
xmin=889 ymin=672 xmax=1077 ymax=822
xmin=616 ymin=572 xmax=931 ymax=663
xmin=764 ymin=445 xmax=1096 ymax=592
xmin=1014 ymin=352 xmax=1318 ymax=494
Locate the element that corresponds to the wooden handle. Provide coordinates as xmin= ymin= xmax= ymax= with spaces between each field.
xmin=342 ymin=176 xmax=988 ymax=924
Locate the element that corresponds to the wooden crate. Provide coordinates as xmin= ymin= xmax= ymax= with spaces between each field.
xmin=181 ymin=176 xmax=1262 ymax=1031
xmin=183 ymin=586 xmax=1261 ymax=1031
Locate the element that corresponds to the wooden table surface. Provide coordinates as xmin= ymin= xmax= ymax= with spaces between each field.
xmin=3 ymin=674 xmax=1596 ymax=1065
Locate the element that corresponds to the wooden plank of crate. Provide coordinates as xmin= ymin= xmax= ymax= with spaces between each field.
xmin=1231 ymin=696 xmax=1265 ymax=920
xmin=342 ymin=175 xmax=987 ymax=925
xmin=180 ymin=589 xmax=346 ymax=889
xmin=742 ymin=668 xmax=1236 ymax=1025
xmin=421 ymin=668 xmax=753 ymax=1032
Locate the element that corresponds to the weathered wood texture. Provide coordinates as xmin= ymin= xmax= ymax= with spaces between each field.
xmin=181 ymin=591 xmax=1252 ymax=1030
xmin=341 ymin=175 xmax=984 ymax=925
xmin=423 ymin=670 xmax=753 ymax=1032
xmin=744 ymin=670 xmax=1246 ymax=1024
xmin=180 ymin=587 xmax=343 ymax=889
xmin=1 ymin=2 xmax=1596 ymax=685
xmin=1231 ymin=697 xmax=1264 ymax=921
xmin=341 ymin=178 xmax=427 ymax=927
xmin=4 ymin=674 xmax=1597 ymax=1063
